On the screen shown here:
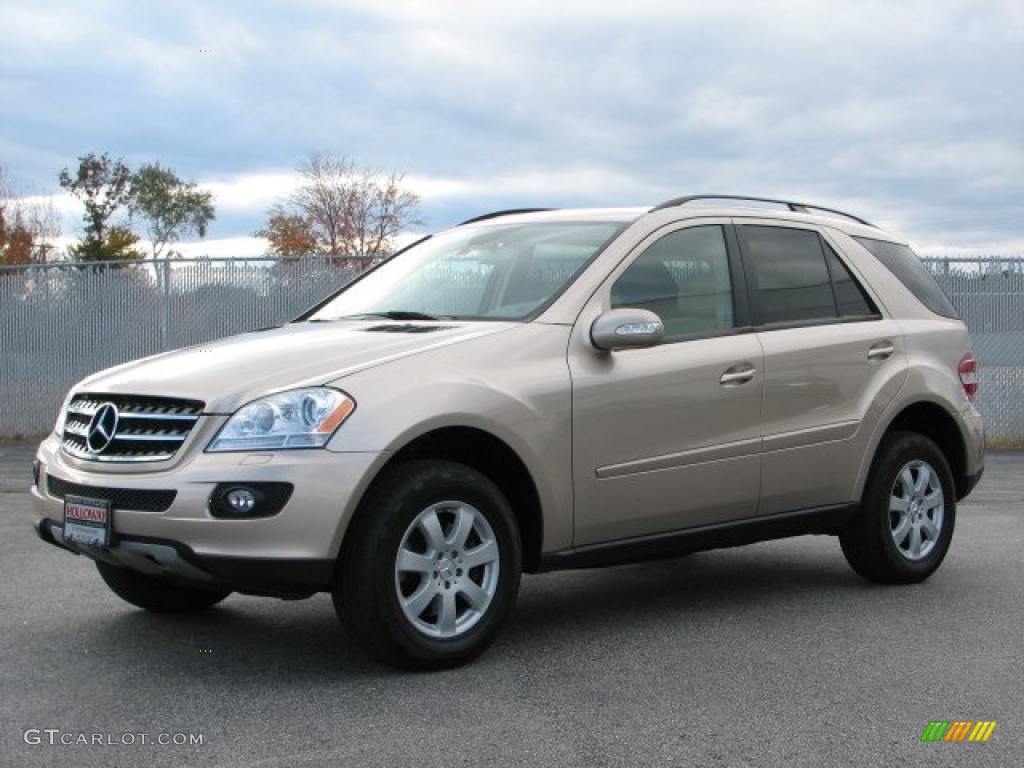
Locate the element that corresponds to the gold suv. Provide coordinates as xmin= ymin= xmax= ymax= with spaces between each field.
xmin=32 ymin=195 xmax=985 ymax=669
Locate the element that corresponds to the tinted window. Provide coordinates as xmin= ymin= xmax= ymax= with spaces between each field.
xmin=738 ymin=225 xmax=837 ymax=324
xmin=612 ymin=225 xmax=734 ymax=336
xmin=824 ymin=243 xmax=877 ymax=317
xmin=853 ymin=236 xmax=958 ymax=318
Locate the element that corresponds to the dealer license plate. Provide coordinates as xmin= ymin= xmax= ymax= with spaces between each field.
xmin=63 ymin=495 xmax=112 ymax=550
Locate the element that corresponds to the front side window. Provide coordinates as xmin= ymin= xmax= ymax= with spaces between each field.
xmin=309 ymin=221 xmax=625 ymax=321
xmin=611 ymin=225 xmax=734 ymax=337
xmin=738 ymin=225 xmax=837 ymax=324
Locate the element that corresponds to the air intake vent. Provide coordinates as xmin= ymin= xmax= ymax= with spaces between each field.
xmin=47 ymin=475 xmax=177 ymax=512
xmin=61 ymin=394 xmax=204 ymax=463
xmin=363 ymin=324 xmax=454 ymax=333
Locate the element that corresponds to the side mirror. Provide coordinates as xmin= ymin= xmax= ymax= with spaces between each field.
xmin=590 ymin=308 xmax=664 ymax=351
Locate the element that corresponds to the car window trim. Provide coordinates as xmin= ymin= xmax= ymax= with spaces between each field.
xmin=658 ymin=325 xmax=758 ymax=345
xmin=752 ymin=313 xmax=883 ymax=334
xmin=724 ymin=223 xmax=753 ymax=329
xmin=821 ymin=236 xmax=844 ymax=316
xmin=610 ymin=325 xmax=758 ymax=351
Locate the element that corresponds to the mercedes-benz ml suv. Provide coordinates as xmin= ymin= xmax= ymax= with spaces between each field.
xmin=32 ymin=195 xmax=985 ymax=669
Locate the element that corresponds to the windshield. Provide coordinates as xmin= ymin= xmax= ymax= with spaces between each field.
xmin=308 ymin=221 xmax=626 ymax=321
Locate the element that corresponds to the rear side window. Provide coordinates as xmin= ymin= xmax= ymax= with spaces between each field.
xmin=737 ymin=225 xmax=836 ymax=324
xmin=824 ymin=243 xmax=877 ymax=317
xmin=853 ymin=236 xmax=958 ymax=318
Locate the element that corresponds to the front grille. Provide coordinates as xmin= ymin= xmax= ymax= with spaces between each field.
xmin=61 ymin=393 xmax=204 ymax=463
xmin=47 ymin=474 xmax=177 ymax=512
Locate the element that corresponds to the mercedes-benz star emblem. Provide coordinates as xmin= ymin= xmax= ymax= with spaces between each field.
xmin=86 ymin=402 xmax=119 ymax=454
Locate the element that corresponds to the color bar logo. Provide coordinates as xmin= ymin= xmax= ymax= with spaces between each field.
xmin=921 ymin=720 xmax=997 ymax=742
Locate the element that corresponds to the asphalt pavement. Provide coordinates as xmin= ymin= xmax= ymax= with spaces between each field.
xmin=1 ymin=442 xmax=1021 ymax=768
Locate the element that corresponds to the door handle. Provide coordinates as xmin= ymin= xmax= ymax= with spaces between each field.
xmin=720 ymin=364 xmax=756 ymax=386
xmin=867 ymin=342 xmax=895 ymax=361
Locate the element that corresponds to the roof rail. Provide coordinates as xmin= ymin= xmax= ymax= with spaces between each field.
xmin=458 ymin=208 xmax=556 ymax=226
xmin=650 ymin=194 xmax=873 ymax=227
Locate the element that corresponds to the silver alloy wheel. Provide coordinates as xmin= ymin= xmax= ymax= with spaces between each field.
xmin=889 ymin=459 xmax=944 ymax=561
xmin=394 ymin=501 xmax=500 ymax=639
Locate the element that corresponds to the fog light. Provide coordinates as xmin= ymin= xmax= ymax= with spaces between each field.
xmin=225 ymin=487 xmax=256 ymax=513
xmin=32 ymin=460 xmax=41 ymax=488
xmin=209 ymin=482 xmax=293 ymax=519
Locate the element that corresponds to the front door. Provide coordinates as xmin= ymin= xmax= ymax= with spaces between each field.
xmin=569 ymin=221 xmax=764 ymax=546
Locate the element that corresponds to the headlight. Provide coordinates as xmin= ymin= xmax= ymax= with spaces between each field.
xmin=207 ymin=388 xmax=355 ymax=452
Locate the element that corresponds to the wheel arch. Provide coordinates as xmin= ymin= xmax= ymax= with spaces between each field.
xmin=344 ymin=425 xmax=547 ymax=573
xmin=860 ymin=399 xmax=971 ymax=500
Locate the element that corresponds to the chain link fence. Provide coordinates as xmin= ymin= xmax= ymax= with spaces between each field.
xmin=0 ymin=257 xmax=368 ymax=438
xmin=1 ymin=255 xmax=1022 ymax=444
xmin=926 ymin=257 xmax=1024 ymax=446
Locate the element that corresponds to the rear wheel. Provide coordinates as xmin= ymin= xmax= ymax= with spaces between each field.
xmin=96 ymin=560 xmax=231 ymax=612
xmin=334 ymin=460 xmax=522 ymax=670
xmin=840 ymin=431 xmax=956 ymax=584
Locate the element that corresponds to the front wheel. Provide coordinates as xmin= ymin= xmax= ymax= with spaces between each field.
xmin=334 ymin=460 xmax=522 ymax=670
xmin=840 ymin=431 xmax=956 ymax=584
xmin=96 ymin=560 xmax=231 ymax=612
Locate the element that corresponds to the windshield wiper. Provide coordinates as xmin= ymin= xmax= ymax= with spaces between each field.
xmin=310 ymin=310 xmax=455 ymax=322
xmin=367 ymin=310 xmax=450 ymax=321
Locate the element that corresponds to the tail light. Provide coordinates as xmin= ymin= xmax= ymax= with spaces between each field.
xmin=958 ymin=354 xmax=979 ymax=400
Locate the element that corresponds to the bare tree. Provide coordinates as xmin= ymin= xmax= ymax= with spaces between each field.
xmin=0 ymin=164 xmax=61 ymax=266
xmin=273 ymin=153 xmax=421 ymax=260
xmin=355 ymin=170 xmax=421 ymax=258
xmin=289 ymin=153 xmax=354 ymax=257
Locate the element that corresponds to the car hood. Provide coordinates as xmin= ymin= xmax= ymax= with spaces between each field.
xmin=76 ymin=320 xmax=519 ymax=413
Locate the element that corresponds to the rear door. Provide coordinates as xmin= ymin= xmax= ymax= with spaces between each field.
xmin=734 ymin=220 xmax=907 ymax=515
xmin=569 ymin=219 xmax=764 ymax=545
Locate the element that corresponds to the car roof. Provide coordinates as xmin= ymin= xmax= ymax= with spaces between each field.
xmin=456 ymin=207 xmax=650 ymax=226
xmin=454 ymin=202 xmax=902 ymax=243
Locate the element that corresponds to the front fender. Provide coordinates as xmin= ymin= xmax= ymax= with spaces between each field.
xmin=324 ymin=324 xmax=574 ymax=553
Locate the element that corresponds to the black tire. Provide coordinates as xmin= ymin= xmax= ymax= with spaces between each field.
xmin=840 ymin=431 xmax=956 ymax=584
xmin=96 ymin=560 xmax=231 ymax=612
xmin=334 ymin=460 xmax=522 ymax=670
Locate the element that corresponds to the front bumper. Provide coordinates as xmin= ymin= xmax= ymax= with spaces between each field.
xmin=32 ymin=435 xmax=385 ymax=594
xmin=34 ymin=520 xmax=334 ymax=595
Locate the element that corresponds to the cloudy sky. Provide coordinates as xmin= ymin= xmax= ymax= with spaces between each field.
xmin=2 ymin=0 xmax=1022 ymax=255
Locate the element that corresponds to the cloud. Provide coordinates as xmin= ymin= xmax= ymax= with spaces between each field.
xmin=1 ymin=0 xmax=1021 ymax=253
xmin=203 ymin=172 xmax=298 ymax=213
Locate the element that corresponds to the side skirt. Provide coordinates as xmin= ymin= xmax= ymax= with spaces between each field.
xmin=536 ymin=503 xmax=858 ymax=572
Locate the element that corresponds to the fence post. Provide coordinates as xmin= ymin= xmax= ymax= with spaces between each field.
xmin=160 ymin=256 xmax=170 ymax=350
